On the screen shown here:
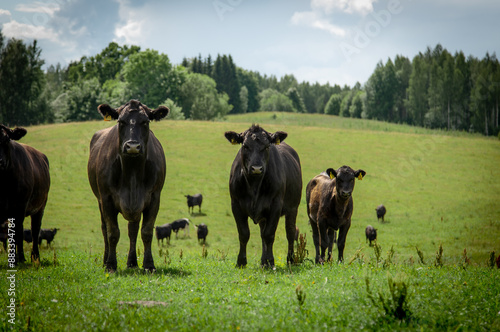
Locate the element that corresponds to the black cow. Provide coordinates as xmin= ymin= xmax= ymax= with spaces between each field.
xmin=23 ymin=229 xmax=33 ymax=243
xmin=376 ymin=204 xmax=386 ymax=223
xmin=170 ymin=218 xmax=190 ymax=238
xmin=306 ymin=166 xmax=366 ymax=263
xmin=88 ymin=100 xmax=169 ymax=271
xmin=40 ymin=228 xmax=58 ymax=246
xmin=155 ymin=223 xmax=172 ymax=246
xmin=365 ymin=225 xmax=377 ymax=246
xmin=185 ymin=194 xmax=203 ymax=214
xmin=196 ymin=223 xmax=208 ymax=244
xmin=225 ymin=124 xmax=302 ymax=268
xmin=0 ymin=125 xmax=50 ymax=264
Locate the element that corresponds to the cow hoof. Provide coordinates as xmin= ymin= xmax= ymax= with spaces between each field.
xmin=144 ymin=267 xmax=156 ymax=273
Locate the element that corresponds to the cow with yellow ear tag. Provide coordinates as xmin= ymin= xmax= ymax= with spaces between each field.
xmin=306 ymin=165 xmax=366 ymax=263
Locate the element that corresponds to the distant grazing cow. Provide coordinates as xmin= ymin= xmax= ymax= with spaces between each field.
xmin=225 ymin=124 xmax=302 ymax=268
xmin=170 ymin=218 xmax=190 ymax=238
xmin=23 ymin=229 xmax=33 ymax=243
xmin=0 ymin=125 xmax=50 ymax=264
xmin=376 ymin=204 xmax=386 ymax=223
xmin=185 ymin=194 xmax=203 ymax=214
xmin=88 ymin=100 xmax=169 ymax=271
xmin=307 ymin=166 xmax=366 ymax=263
xmin=40 ymin=228 xmax=58 ymax=246
xmin=365 ymin=225 xmax=377 ymax=246
xmin=496 ymin=255 xmax=500 ymax=269
xmin=196 ymin=223 xmax=208 ymax=244
xmin=155 ymin=223 xmax=172 ymax=246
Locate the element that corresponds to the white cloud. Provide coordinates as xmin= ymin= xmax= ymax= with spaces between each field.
xmin=15 ymin=2 xmax=60 ymax=15
xmin=312 ymin=0 xmax=377 ymax=16
xmin=114 ymin=18 xmax=145 ymax=45
xmin=0 ymin=9 xmax=12 ymax=24
xmin=2 ymin=20 xmax=60 ymax=42
xmin=291 ymin=11 xmax=346 ymax=37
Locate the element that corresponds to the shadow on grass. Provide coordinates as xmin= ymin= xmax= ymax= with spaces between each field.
xmin=113 ymin=266 xmax=192 ymax=278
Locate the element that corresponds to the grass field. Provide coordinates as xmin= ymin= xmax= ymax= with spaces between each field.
xmin=1 ymin=112 xmax=500 ymax=331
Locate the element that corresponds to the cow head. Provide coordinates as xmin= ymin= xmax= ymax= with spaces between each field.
xmin=326 ymin=165 xmax=366 ymax=200
xmin=225 ymin=124 xmax=287 ymax=177
xmin=0 ymin=125 xmax=27 ymax=170
xmin=98 ymin=100 xmax=169 ymax=157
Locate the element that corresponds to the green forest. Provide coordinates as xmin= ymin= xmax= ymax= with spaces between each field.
xmin=0 ymin=30 xmax=499 ymax=136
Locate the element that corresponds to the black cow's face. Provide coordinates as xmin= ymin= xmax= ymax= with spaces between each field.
xmin=327 ymin=166 xmax=366 ymax=200
xmin=98 ymin=100 xmax=169 ymax=157
xmin=0 ymin=125 xmax=27 ymax=170
xmin=225 ymin=125 xmax=287 ymax=177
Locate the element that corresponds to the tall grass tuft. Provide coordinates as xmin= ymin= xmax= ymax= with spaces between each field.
xmin=488 ymin=251 xmax=496 ymax=268
xmin=366 ymin=273 xmax=412 ymax=321
xmin=416 ymin=246 xmax=425 ymax=265
xmin=295 ymin=284 xmax=306 ymax=309
xmin=435 ymin=244 xmax=444 ymax=267
xmin=294 ymin=233 xmax=308 ymax=264
xmin=461 ymin=248 xmax=470 ymax=269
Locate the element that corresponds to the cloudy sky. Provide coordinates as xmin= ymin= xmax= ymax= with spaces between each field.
xmin=1 ymin=0 xmax=499 ymax=87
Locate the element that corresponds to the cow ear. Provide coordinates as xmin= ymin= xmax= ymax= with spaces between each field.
xmin=98 ymin=104 xmax=119 ymax=121
xmin=5 ymin=127 xmax=27 ymax=141
xmin=326 ymin=168 xmax=337 ymax=180
xmin=270 ymin=131 xmax=287 ymax=145
xmin=225 ymin=131 xmax=243 ymax=145
xmin=355 ymin=169 xmax=366 ymax=180
xmin=149 ymin=105 xmax=170 ymax=121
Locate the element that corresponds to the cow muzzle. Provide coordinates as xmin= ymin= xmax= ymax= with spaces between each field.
xmin=123 ymin=141 xmax=142 ymax=155
xmin=340 ymin=191 xmax=352 ymax=199
xmin=250 ymin=165 xmax=263 ymax=175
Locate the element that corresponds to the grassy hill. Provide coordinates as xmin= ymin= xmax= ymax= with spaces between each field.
xmin=10 ymin=112 xmax=500 ymax=265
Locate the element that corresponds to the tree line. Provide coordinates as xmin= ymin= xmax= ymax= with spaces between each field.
xmin=0 ymin=31 xmax=498 ymax=136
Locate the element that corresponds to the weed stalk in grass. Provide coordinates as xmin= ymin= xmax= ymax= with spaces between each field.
xmin=348 ymin=248 xmax=365 ymax=266
xmin=295 ymin=284 xmax=306 ymax=309
xmin=365 ymin=273 xmax=412 ymax=321
xmin=202 ymin=244 xmax=208 ymax=259
xmin=488 ymin=251 xmax=496 ymax=268
xmin=416 ymin=246 xmax=425 ymax=265
xmin=294 ymin=233 xmax=308 ymax=264
xmin=461 ymin=248 xmax=470 ymax=269
xmin=373 ymin=243 xmax=382 ymax=266
xmin=383 ymin=245 xmax=395 ymax=269
xmin=435 ymin=244 xmax=444 ymax=267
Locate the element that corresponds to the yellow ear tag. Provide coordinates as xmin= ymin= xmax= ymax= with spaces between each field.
xmin=329 ymin=172 xmax=334 ymax=180
xmin=231 ymin=139 xmax=238 ymax=145
xmin=104 ymin=114 xmax=112 ymax=121
xmin=275 ymin=139 xmax=280 ymax=145
xmin=358 ymin=174 xmax=363 ymax=180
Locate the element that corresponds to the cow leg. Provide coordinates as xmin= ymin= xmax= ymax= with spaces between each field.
xmin=30 ymin=209 xmax=43 ymax=262
xmin=231 ymin=201 xmax=249 ymax=267
xmin=336 ymin=221 xmax=351 ymax=263
xmin=99 ymin=203 xmax=109 ymax=267
xmin=312 ymin=219 xmax=328 ymax=264
xmin=141 ymin=197 xmax=160 ymax=271
xmin=14 ymin=215 xmax=26 ymax=264
xmin=285 ymin=208 xmax=298 ymax=264
xmin=259 ymin=221 xmax=279 ymax=268
xmin=326 ymin=229 xmax=336 ymax=262
xmin=101 ymin=201 xmax=120 ymax=272
xmin=127 ymin=221 xmax=140 ymax=268
xmin=259 ymin=209 xmax=281 ymax=268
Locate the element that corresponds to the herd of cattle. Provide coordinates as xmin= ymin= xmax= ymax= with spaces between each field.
xmin=2 ymin=99 xmax=393 ymax=271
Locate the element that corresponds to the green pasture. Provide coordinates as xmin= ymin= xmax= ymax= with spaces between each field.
xmin=13 ymin=112 xmax=500 ymax=264
xmin=1 ymin=112 xmax=500 ymax=331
